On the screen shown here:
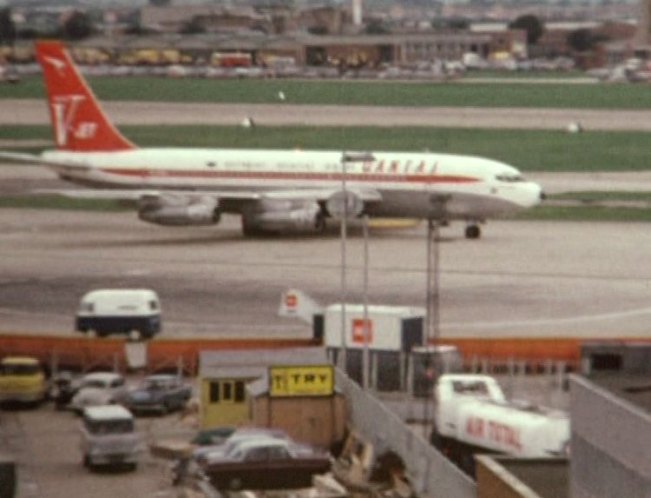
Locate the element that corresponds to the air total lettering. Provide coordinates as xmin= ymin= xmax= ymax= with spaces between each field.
xmin=465 ymin=416 xmax=522 ymax=451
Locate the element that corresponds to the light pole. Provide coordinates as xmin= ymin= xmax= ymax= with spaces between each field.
xmin=362 ymin=213 xmax=370 ymax=390
xmin=328 ymin=153 xmax=373 ymax=380
xmin=425 ymin=194 xmax=449 ymax=348
xmin=423 ymin=195 xmax=448 ymax=433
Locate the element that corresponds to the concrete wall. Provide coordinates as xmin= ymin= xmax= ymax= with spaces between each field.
xmin=335 ymin=369 xmax=475 ymax=498
xmin=570 ymin=375 xmax=651 ymax=498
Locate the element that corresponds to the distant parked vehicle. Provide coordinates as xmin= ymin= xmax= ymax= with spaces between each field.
xmin=80 ymin=405 xmax=144 ymax=470
xmin=76 ymin=289 xmax=161 ymax=340
xmin=69 ymin=372 xmax=129 ymax=413
xmin=0 ymin=356 xmax=46 ymax=406
xmin=124 ymin=374 xmax=192 ymax=415
xmin=0 ymin=65 xmax=19 ymax=84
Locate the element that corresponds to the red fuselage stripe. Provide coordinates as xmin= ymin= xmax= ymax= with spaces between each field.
xmin=101 ymin=168 xmax=481 ymax=184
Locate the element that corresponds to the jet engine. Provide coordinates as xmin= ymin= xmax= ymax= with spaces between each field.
xmin=241 ymin=200 xmax=325 ymax=236
xmin=138 ymin=195 xmax=221 ymax=226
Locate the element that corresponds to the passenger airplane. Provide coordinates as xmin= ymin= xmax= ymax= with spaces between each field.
xmin=2 ymin=41 xmax=544 ymax=239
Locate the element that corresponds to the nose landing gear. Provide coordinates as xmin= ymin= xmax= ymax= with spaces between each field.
xmin=465 ymin=224 xmax=481 ymax=239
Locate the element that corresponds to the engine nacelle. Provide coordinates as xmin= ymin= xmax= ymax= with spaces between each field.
xmin=242 ymin=200 xmax=324 ymax=235
xmin=138 ymin=196 xmax=221 ymax=226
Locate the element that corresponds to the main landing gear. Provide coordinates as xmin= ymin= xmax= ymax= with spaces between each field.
xmin=465 ymin=224 xmax=481 ymax=240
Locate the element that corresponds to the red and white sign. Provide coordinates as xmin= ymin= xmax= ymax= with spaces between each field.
xmin=352 ymin=319 xmax=373 ymax=344
xmin=285 ymin=293 xmax=297 ymax=310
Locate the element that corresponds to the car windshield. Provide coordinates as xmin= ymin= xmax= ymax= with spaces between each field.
xmin=82 ymin=379 xmax=109 ymax=389
xmin=1 ymin=364 xmax=40 ymax=375
xmin=142 ymin=379 xmax=167 ymax=390
xmin=85 ymin=418 xmax=133 ymax=435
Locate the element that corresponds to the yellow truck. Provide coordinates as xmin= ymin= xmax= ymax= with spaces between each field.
xmin=0 ymin=356 xmax=46 ymax=405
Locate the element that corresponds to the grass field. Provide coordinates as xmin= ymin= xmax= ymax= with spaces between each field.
xmin=516 ymin=204 xmax=651 ymax=222
xmin=3 ymin=124 xmax=650 ymax=173
xmin=3 ymin=75 xmax=651 ymax=109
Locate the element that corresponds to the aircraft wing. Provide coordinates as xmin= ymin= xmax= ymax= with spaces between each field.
xmin=0 ymin=152 xmax=91 ymax=170
xmin=33 ymin=187 xmax=383 ymax=209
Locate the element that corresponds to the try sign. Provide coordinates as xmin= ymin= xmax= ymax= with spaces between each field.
xmin=269 ymin=365 xmax=334 ymax=398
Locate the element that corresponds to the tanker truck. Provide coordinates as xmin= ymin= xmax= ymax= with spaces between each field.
xmin=430 ymin=374 xmax=570 ymax=476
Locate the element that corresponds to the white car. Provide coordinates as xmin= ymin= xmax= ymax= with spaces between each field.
xmin=70 ymin=372 xmax=128 ymax=413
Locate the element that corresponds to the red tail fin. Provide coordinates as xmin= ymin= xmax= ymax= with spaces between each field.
xmin=36 ymin=41 xmax=135 ymax=152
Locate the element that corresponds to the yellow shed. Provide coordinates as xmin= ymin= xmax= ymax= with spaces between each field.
xmin=198 ymin=348 xmax=331 ymax=430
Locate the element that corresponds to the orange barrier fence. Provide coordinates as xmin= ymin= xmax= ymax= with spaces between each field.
xmin=2 ymin=334 xmax=649 ymax=375
xmin=437 ymin=337 xmax=651 ymax=372
xmin=442 ymin=338 xmax=583 ymax=363
xmin=0 ymin=335 xmax=320 ymax=375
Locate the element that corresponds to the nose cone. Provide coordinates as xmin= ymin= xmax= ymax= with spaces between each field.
xmin=521 ymin=182 xmax=545 ymax=208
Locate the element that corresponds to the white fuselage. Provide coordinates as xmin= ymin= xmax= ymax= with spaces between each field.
xmin=42 ymin=148 xmax=543 ymax=220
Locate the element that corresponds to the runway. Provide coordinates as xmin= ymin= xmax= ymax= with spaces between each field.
xmin=2 ymin=202 xmax=651 ymax=344
xmin=5 ymin=98 xmax=651 ymax=130
xmin=1 ymin=98 xmax=651 ymax=356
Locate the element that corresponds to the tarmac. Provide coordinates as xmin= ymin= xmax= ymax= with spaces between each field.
xmin=5 ymin=98 xmax=651 ymax=130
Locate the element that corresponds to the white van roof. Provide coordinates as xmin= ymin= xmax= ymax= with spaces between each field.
xmin=82 ymin=289 xmax=158 ymax=301
xmin=84 ymin=405 xmax=133 ymax=420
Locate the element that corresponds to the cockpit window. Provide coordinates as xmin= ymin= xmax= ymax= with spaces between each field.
xmin=496 ymin=173 xmax=524 ymax=183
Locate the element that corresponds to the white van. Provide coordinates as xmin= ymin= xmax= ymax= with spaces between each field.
xmin=76 ymin=289 xmax=161 ymax=340
xmin=80 ymin=405 xmax=144 ymax=470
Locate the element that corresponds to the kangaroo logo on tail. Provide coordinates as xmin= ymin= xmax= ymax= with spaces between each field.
xmin=36 ymin=41 xmax=135 ymax=152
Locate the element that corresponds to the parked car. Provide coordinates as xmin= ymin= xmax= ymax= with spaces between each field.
xmin=0 ymin=356 xmax=46 ymax=406
xmin=191 ymin=426 xmax=237 ymax=446
xmin=193 ymin=427 xmax=289 ymax=465
xmin=80 ymin=404 xmax=144 ymax=470
xmin=70 ymin=372 xmax=128 ymax=413
xmin=75 ymin=288 xmax=161 ymax=340
xmin=49 ymin=370 xmax=76 ymax=410
xmin=124 ymin=374 xmax=192 ymax=415
xmin=197 ymin=438 xmax=331 ymax=490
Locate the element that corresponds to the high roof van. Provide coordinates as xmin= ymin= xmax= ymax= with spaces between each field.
xmin=80 ymin=405 xmax=144 ymax=470
xmin=76 ymin=289 xmax=161 ymax=340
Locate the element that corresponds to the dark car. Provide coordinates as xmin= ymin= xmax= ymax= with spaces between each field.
xmin=124 ymin=375 xmax=192 ymax=415
xmin=198 ymin=438 xmax=331 ymax=491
